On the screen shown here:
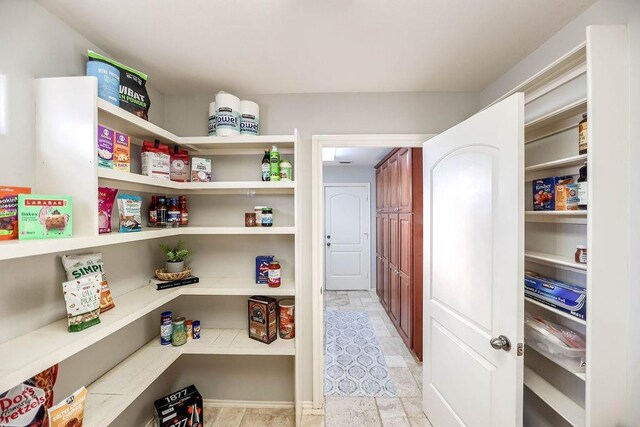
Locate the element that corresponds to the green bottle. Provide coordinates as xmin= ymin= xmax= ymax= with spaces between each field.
xmin=270 ymin=145 xmax=280 ymax=181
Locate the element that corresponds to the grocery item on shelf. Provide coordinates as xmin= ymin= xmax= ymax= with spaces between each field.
xmin=149 ymin=195 xmax=158 ymax=227
xmin=179 ymin=195 xmax=189 ymax=226
xmin=153 ymin=385 xmax=203 ymax=427
xmin=142 ymin=139 xmax=171 ymax=180
xmin=261 ymin=207 xmax=273 ymax=226
xmin=524 ymin=271 xmax=586 ymax=321
xmin=17 ymin=194 xmax=72 ymax=240
xmin=87 ymin=54 xmax=119 ymax=107
xmin=161 ymin=311 xmax=173 ymax=345
xmin=215 ymin=91 xmax=241 ymax=136
xmin=186 ymin=319 xmax=193 ymax=339
xmin=575 ymin=245 xmax=587 ymax=264
xmin=157 ymin=196 xmax=168 ymax=227
xmin=268 ymin=260 xmax=281 ymax=288
xmin=62 ymin=252 xmax=115 ymax=313
xmin=269 ymin=145 xmax=280 ymax=181
xmin=48 ymin=387 xmax=87 ymax=427
xmin=261 ymin=149 xmax=270 ymax=181
xmin=97 ymin=125 xmax=115 ymax=169
xmin=578 ymin=113 xmax=587 ymax=155
xmin=167 ymin=197 xmax=181 ymax=226
xmin=240 ymin=100 xmax=260 ymax=135
xmin=113 ymin=131 xmax=131 ymax=172
xmin=278 ymin=299 xmax=295 ymax=339
xmin=150 ymin=275 xmax=199 ymax=290
xmin=256 ymin=255 xmax=275 ymax=284
xmin=193 ymin=320 xmax=201 ymax=339
xmin=116 ymin=193 xmax=142 ymax=232
xmin=245 ymin=212 xmax=257 ymax=227
xmin=578 ymin=162 xmax=587 ymax=210
xmin=532 ymin=177 xmax=559 ymax=210
xmin=62 ymin=273 xmax=102 ymax=332
xmin=0 ymin=186 xmax=31 ymax=240
xmin=98 ymin=186 xmax=118 ymax=234
xmin=525 ymin=313 xmax=586 ymax=373
xmin=254 ymin=206 xmax=266 ymax=226
xmin=172 ymin=317 xmax=187 ymax=346
xmin=208 ymin=101 xmax=216 ymax=135
xmin=555 ymin=175 xmax=578 ymax=211
xmin=87 ymin=50 xmax=150 ymax=120
xmin=0 ymin=383 xmax=49 ymax=426
xmin=248 ymin=295 xmax=278 ymax=344
xmin=170 ymin=146 xmax=191 ymax=182
xmin=279 ymin=159 xmax=292 ymax=181
xmin=191 ymin=157 xmax=212 ymax=182
xmin=27 ymin=365 xmax=59 ymax=411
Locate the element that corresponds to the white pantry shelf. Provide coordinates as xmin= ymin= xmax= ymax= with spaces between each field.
xmin=180 ymin=135 xmax=295 ymax=154
xmin=525 ymin=250 xmax=587 ymax=274
xmin=0 ymin=279 xmax=294 ymax=392
xmin=525 ymin=211 xmax=587 ymax=225
xmin=525 ymin=297 xmax=587 ymax=326
xmin=98 ymin=168 xmax=295 ymax=194
xmin=525 ymin=345 xmax=586 ymax=381
xmin=525 ymin=154 xmax=587 ymax=173
xmin=524 ymin=367 xmax=585 ymax=427
xmin=525 ymin=98 xmax=587 ymax=144
xmin=85 ymin=329 xmax=294 ymax=426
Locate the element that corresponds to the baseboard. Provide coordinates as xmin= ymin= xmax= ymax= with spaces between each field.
xmin=203 ymin=399 xmax=294 ymax=409
xmin=302 ymin=401 xmax=324 ymax=415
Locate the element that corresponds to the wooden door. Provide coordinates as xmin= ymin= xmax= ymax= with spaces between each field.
xmin=398 ymin=213 xmax=412 ymax=344
xmin=375 ymin=167 xmax=383 ymax=212
xmin=422 ymin=93 xmax=524 ymax=425
xmin=382 ymin=258 xmax=390 ymax=310
xmin=388 ymin=213 xmax=400 ymax=323
xmin=381 ymin=162 xmax=390 ymax=212
xmin=388 ymin=153 xmax=400 ymax=212
xmin=376 ymin=214 xmax=384 ymax=256
xmin=398 ymin=148 xmax=413 ymax=213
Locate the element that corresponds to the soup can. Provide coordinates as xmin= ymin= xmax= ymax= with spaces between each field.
xmin=161 ymin=311 xmax=173 ymax=345
xmin=278 ymin=299 xmax=295 ymax=339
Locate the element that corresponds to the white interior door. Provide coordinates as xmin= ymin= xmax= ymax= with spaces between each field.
xmin=422 ymin=93 xmax=524 ymax=426
xmin=324 ymin=185 xmax=370 ymax=291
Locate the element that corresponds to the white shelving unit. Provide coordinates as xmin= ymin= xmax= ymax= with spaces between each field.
xmin=524 ymin=368 xmax=585 ymax=427
xmin=4 ymin=76 xmax=303 ymax=426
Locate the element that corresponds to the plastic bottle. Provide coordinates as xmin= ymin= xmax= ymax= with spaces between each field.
xmin=578 ymin=162 xmax=587 ymax=210
xmin=578 ymin=114 xmax=587 ymax=154
xmin=148 ymin=195 xmax=158 ymax=227
xmin=156 ymin=196 xmax=167 ymax=227
xmin=167 ymin=198 xmax=180 ymax=227
xmin=261 ymin=149 xmax=270 ymax=181
xmin=270 ymin=145 xmax=280 ymax=181
xmin=179 ymin=196 xmax=189 ymax=227
xmin=279 ymin=159 xmax=292 ymax=181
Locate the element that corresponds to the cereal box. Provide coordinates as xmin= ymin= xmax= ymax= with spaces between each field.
xmin=256 ymin=255 xmax=274 ymax=284
xmin=532 ymin=177 xmax=558 ymax=211
xmin=17 ymin=194 xmax=73 ymax=240
xmin=153 ymin=385 xmax=203 ymax=427
xmin=97 ymin=125 xmax=114 ymax=169
xmin=191 ymin=157 xmax=211 ymax=182
xmin=0 ymin=186 xmax=31 ymax=240
xmin=555 ymin=175 xmax=577 ymax=211
xmin=113 ymin=131 xmax=131 ymax=172
xmin=248 ymin=295 xmax=277 ymax=344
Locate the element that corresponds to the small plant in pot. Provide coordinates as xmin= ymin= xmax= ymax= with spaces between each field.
xmin=160 ymin=240 xmax=191 ymax=273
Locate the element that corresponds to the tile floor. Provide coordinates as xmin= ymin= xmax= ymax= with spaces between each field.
xmin=202 ymin=290 xmax=430 ymax=426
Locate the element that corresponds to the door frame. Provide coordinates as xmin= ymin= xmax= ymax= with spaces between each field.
xmin=311 ymin=134 xmax=434 ymax=409
xmin=323 ymin=182 xmax=372 ymax=291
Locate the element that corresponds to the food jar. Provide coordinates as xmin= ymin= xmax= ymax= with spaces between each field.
xmin=575 ymin=245 xmax=587 ymax=264
xmin=245 ymin=212 xmax=257 ymax=227
xmin=261 ymin=208 xmax=273 ymax=227
xmin=279 ymin=159 xmax=292 ymax=181
xmin=268 ymin=260 xmax=281 ymax=287
xmin=278 ymin=299 xmax=295 ymax=339
xmin=254 ymin=206 xmax=266 ymax=226
xmin=171 ymin=317 xmax=187 ymax=346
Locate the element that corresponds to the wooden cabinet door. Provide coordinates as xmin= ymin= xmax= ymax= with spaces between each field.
xmin=398 ymin=213 xmax=412 ymax=343
xmin=381 ymin=162 xmax=390 ymax=212
xmin=375 ymin=167 xmax=383 ymax=212
xmin=388 ymin=213 xmax=400 ymax=323
xmin=398 ymin=148 xmax=413 ymax=213
xmin=382 ymin=258 xmax=390 ymax=309
xmin=388 ymin=153 xmax=400 ymax=211
xmin=382 ymin=214 xmax=390 ymax=259
xmin=389 ymin=265 xmax=400 ymax=324
xmin=376 ymin=214 xmax=384 ymax=256
xmin=376 ymin=255 xmax=384 ymax=300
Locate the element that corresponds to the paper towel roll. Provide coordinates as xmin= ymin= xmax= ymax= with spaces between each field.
xmin=240 ymin=100 xmax=260 ymax=135
xmin=215 ymin=92 xmax=240 ymax=136
xmin=208 ymin=102 xmax=216 ymax=135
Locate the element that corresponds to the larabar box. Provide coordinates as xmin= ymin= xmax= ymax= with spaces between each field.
xmin=113 ymin=131 xmax=131 ymax=172
xmin=0 ymin=187 xmax=31 ymax=240
xmin=18 ymin=194 xmax=73 ymax=240
xmin=153 ymin=385 xmax=203 ymax=427
xmin=248 ymin=295 xmax=277 ymax=344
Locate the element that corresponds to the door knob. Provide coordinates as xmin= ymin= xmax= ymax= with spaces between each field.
xmin=490 ymin=335 xmax=511 ymax=352
xmin=326 ymin=242 xmax=331 ymax=247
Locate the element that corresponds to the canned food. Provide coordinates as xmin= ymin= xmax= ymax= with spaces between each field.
xmin=193 ymin=320 xmax=201 ymax=339
xmin=186 ymin=319 xmax=193 ymax=339
xmin=161 ymin=311 xmax=172 ymax=346
xmin=278 ymin=299 xmax=295 ymax=339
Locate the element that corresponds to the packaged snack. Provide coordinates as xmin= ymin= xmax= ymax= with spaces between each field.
xmin=191 ymin=157 xmax=211 ymax=182
xmin=98 ymin=187 xmax=118 ymax=234
xmin=17 ymin=195 xmax=72 ymax=240
xmin=26 ymin=365 xmax=59 ymax=410
xmin=170 ymin=147 xmax=191 ymax=182
xmin=62 ymin=253 xmax=115 ymax=313
xmin=0 ymin=383 xmax=47 ymax=427
xmin=554 ymin=175 xmax=577 ymax=211
xmin=0 ymin=186 xmax=31 ymax=240
xmin=97 ymin=125 xmax=114 ymax=169
xmin=62 ymin=274 xmax=101 ymax=332
xmin=532 ymin=177 xmax=558 ymax=211
xmin=87 ymin=50 xmax=150 ymax=120
xmin=255 ymin=255 xmax=274 ymax=284
xmin=117 ymin=193 xmax=142 ymax=232
xmin=113 ymin=132 xmax=131 ymax=172
xmin=142 ymin=140 xmax=171 ymax=180
xmin=524 ymin=271 xmax=586 ymax=321
xmin=153 ymin=385 xmax=202 ymax=427
xmin=47 ymin=387 xmax=87 ymax=427
xmin=248 ymin=295 xmax=277 ymax=344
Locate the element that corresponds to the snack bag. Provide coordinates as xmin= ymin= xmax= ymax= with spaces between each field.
xmin=141 ymin=140 xmax=171 ymax=180
xmin=116 ymin=193 xmax=142 ymax=232
xmin=47 ymin=387 xmax=87 ymax=427
xmin=98 ymin=187 xmax=118 ymax=234
xmin=62 ymin=274 xmax=101 ymax=332
xmin=0 ymin=383 xmax=47 ymax=427
xmin=0 ymin=187 xmax=31 ymax=240
xmin=170 ymin=147 xmax=190 ymax=182
xmin=62 ymin=253 xmax=115 ymax=313
xmin=17 ymin=195 xmax=72 ymax=240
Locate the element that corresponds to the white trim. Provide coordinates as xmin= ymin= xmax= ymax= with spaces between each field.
xmin=203 ymin=399 xmax=294 ymax=408
xmin=323 ymin=183 xmax=372 ymax=291
xmin=311 ymin=134 xmax=433 ymax=409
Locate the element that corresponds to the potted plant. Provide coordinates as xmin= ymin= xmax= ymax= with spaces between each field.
xmin=160 ymin=240 xmax=191 ymax=273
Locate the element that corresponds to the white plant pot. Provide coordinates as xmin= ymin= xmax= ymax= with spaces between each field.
xmin=166 ymin=260 xmax=185 ymax=273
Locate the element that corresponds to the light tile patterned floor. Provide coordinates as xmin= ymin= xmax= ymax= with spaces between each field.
xmin=201 ymin=290 xmax=430 ymax=427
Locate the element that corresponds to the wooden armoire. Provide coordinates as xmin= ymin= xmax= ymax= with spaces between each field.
xmin=374 ymin=147 xmax=423 ymax=360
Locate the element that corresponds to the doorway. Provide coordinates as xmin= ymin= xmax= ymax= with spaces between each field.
xmin=324 ymin=184 xmax=371 ymax=291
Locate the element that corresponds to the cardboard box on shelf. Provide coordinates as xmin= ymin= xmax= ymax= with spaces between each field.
xmin=17 ymin=194 xmax=73 ymax=240
xmin=113 ymin=131 xmax=131 ymax=172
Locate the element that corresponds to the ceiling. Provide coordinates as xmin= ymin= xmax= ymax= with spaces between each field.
xmin=39 ymin=0 xmax=595 ymax=96
xmin=323 ymin=147 xmax=392 ymax=166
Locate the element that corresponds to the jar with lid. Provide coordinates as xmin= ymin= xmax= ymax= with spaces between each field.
xmin=577 ymin=162 xmax=587 ymax=210
xmin=254 ymin=206 xmax=266 ymax=227
xmin=171 ymin=317 xmax=187 ymax=346
xmin=268 ymin=260 xmax=281 ymax=287
xmin=279 ymin=159 xmax=292 ymax=181
xmin=575 ymin=245 xmax=587 ymax=264
xmin=578 ymin=113 xmax=587 ymax=154
xmin=261 ymin=207 xmax=273 ymax=227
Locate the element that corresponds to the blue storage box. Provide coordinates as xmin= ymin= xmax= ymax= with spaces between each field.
xmin=524 ymin=272 xmax=586 ymax=321
xmin=255 ymin=255 xmax=274 ymax=284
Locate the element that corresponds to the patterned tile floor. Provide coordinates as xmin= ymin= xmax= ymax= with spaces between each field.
xmin=201 ymin=290 xmax=429 ymax=426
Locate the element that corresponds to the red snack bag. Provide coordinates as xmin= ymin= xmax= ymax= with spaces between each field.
xmin=0 ymin=187 xmax=31 ymax=240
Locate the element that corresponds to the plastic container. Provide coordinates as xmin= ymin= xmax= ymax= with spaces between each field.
xmin=524 ymin=313 xmax=586 ymax=373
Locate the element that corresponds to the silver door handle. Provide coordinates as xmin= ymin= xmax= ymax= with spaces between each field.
xmin=490 ymin=335 xmax=511 ymax=352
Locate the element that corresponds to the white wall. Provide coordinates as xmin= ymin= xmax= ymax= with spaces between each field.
xmin=481 ymin=1 xmax=640 ymax=424
xmin=323 ymin=164 xmax=380 ymax=289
